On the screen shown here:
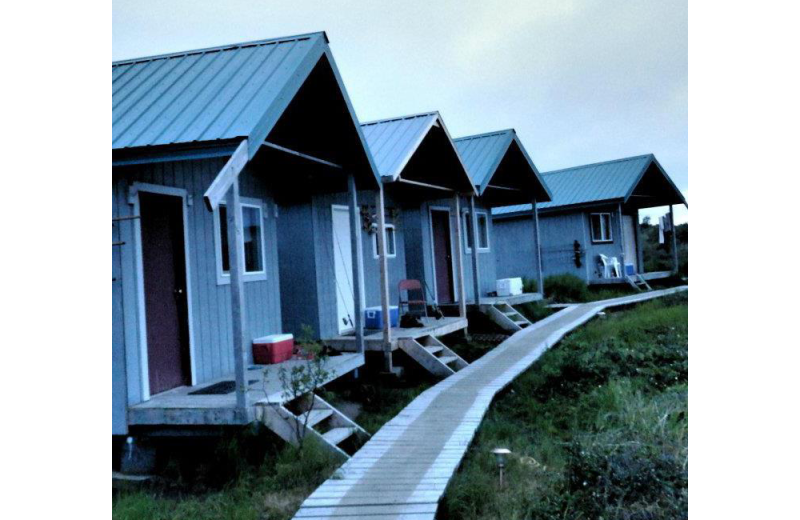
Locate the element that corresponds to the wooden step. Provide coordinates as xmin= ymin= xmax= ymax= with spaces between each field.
xmin=439 ymin=355 xmax=458 ymax=365
xmin=322 ymin=427 xmax=354 ymax=446
xmin=305 ymin=409 xmax=333 ymax=428
xmin=424 ymin=346 xmax=443 ymax=355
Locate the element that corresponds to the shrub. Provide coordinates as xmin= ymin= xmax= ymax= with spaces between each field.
xmin=522 ymin=277 xmax=538 ymax=294
xmin=544 ymin=274 xmax=589 ymax=302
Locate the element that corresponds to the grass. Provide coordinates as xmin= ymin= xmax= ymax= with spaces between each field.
xmin=439 ymin=292 xmax=688 ymax=520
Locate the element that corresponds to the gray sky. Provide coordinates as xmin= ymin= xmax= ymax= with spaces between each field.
xmin=113 ymin=0 xmax=687 ymax=223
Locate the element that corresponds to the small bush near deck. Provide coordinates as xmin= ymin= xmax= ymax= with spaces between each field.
xmin=543 ymin=274 xmax=589 ymax=302
xmin=522 ymin=277 xmax=539 ymax=294
xmin=440 ymin=292 xmax=688 ymax=520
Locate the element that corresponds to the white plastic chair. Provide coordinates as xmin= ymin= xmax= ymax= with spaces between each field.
xmin=598 ymin=254 xmax=622 ymax=278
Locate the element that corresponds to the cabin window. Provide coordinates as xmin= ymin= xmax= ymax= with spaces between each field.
xmin=463 ymin=211 xmax=490 ymax=252
xmin=590 ymin=213 xmax=613 ymax=243
xmin=215 ymin=200 xmax=268 ymax=284
xmin=373 ymin=224 xmax=397 ymax=258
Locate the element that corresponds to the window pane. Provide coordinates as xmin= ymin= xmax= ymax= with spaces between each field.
xmin=591 ymin=214 xmax=603 ymax=241
xmin=478 ymin=214 xmax=489 ymax=249
xmin=219 ymin=205 xmax=230 ymax=273
xmin=242 ymin=206 xmax=263 ymax=273
xmin=464 ymin=213 xmax=473 ymax=249
xmin=602 ymin=214 xmax=611 ymax=241
xmin=387 ymin=227 xmax=396 ymax=256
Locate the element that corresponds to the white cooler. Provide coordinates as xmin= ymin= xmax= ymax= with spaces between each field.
xmin=496 ymin=277 xmax=523 ymax=297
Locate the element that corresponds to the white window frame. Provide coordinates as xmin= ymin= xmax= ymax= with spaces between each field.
xmin=213 ymin=197 xmax=268 ymax=285
xmin=462 ymin=210 xmax=491 ymax=253
xmin=372 ymin=223 xmax=397 ymax=259
xmin=590 ymin=213 xmax=614 ymax=243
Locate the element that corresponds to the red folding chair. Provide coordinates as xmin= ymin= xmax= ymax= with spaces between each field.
xmin=398 ymin=279 xmax=428 ymax=319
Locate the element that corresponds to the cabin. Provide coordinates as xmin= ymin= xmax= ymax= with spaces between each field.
xmin=112 ymin=32 xmax=381 ymax=448
xmin=492 ymin=154 xmax=687 ymax=289
xmin=290 ymin=112 xmax=476 ymax=376
xmin=451 ymin=130 xmax=552 ymax=310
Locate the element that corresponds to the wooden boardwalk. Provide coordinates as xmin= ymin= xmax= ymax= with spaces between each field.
xmin=293 ymin=287 xmax=688 ymax=519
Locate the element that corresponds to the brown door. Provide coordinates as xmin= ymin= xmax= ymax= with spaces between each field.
xmin=431 ymin=210 xmax=455 ymax=304
xmin=139 ymin=192 xmax=191 ymax=395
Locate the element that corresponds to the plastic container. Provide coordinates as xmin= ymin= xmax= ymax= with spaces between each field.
xmin=252 ymin=334 xmax=294 ymax=364
xmin=496 ymin=277 xmax=523 ymax=297
xmin=365 ymin=306 xmax=399 ymax=329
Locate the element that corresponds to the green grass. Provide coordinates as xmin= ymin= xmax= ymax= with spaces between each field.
xmin=440 ymin=292 xmax=688 ymax=520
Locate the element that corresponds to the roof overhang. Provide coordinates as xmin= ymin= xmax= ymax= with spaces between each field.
xmin=623 ymin=156 xmax=688 ymax=209
xmin=477 ymin=135 xmax=552 ymax=207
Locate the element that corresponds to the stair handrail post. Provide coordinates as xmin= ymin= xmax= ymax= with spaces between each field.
xmin=469 ymin=195 xmax=481 ymax=305
xmin=452 ymin=194 xmax=467 ymax=318
xmin=225 ymin=178 xmax=249 ymax=413
xmin=375 ymin=186 xmax=393 ymax=372
xmin=347 ymin=173 xmax=366 ymax=355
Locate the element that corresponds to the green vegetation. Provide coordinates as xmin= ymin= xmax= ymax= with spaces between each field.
xmin=516 ymin=301 xmax=555 ymax=323
xmin=543 ymin=274 xmax=590 ymax=302
xmin=522 ymin=277 xmax=539 ymax=294
xmin=640 ymin=220 xmax=688 ymax=278
xmin=440 ymin=293 xmax=688 ymax=520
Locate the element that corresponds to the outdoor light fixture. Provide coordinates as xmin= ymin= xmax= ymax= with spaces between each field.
xmin=598 ymin=311 xmax=607 ymax=319
xmin=491 ymin=448 xmax=511 ymax=487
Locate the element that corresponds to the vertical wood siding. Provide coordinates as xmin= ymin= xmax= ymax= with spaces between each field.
xmin=112 ymin=158 xmax=283 ymax=429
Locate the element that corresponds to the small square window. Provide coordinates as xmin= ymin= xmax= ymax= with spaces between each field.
xmin=373 ymin=224 xmax=397 ymax=258
xmin=590 ymin=213 xmax=613 ymax=243
xmin=215 ymin=200 xmax=267 ymax=284
xmin=463 ymin=211 xmax=490 ymax=252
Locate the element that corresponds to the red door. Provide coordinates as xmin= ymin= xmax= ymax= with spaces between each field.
xmin=139 ymin=192 xmax=191 ymax=395
xmin=431 ymin=210 xmax=454 ymax=304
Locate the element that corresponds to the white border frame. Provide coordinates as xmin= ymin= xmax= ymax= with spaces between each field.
xmin=462 ymin=210 xmax=491 ymax=254
xmin=331 ymin=204 xmax=365 ymax=335
xmin=372 ymin=223 xmax=397 ymax=259
xmin=131 ymin=182 xmax=197 ymax=401
xmin=212 ymin=197 xmax=269 ymax=285
xmin=428 ymin=205 xmax=460 ymax=304
xmin=590 ymin=212 xmax=614 ymax=243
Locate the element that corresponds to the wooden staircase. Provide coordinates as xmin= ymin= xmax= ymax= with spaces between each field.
xmin=255 ymin=394 xmax=369 ymax=460
xmin=483 ymin=302 xmax=533 ymax=332
xmin=399 ymin=335 xmax=469 ymax=378
xmin=626 ymin=274 xmax=653 ymax=292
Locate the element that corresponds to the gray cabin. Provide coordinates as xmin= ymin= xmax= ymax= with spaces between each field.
xmin=112 ymin=32 xmax=381 ymax=437
xmin=453 ymin=130 xmax=553 ymax=301
xmin=492 ymin=154 xmax=687 ymax=287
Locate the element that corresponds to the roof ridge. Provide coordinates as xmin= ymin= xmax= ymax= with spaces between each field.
xmin=360 ymin=111 xmax=439 ymax=127
xmin=112 ymin=32 xmax=325 ymax=67
xmin=453 ymin=128 xmax=514 ymax=142
xmin=543 ymin=154 xmax=653 ymax=175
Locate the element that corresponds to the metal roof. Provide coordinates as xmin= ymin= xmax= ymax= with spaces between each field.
xmin=360 ymin=112 xmax=440 ymax=179
xmin=453 ymin=129 xmax=551 ymax=200
xmin=492 ymin=154 xmax=687 ymax=216
xmin=112 ymin=32 xmax=326 ymax=153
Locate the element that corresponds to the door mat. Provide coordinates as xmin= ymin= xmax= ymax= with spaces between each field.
xmin=189 ymin=380 xmax=259 ymax=395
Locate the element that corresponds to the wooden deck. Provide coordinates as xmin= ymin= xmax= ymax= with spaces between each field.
xmin=589 ymin=270 xmax=672 ymax=285
xmin=476 ymin=291 xmax=543 ymax=306
xmin=292 ymin=286 xmax=688 ymax=519
xmin=128 ymin=353 xmax=364 ymax=427
xmin=323 ymin=317 xmax=468 ymax=352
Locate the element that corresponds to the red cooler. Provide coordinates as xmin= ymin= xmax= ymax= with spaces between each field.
xmin=252 ymin=334 xmax=294 ymax=364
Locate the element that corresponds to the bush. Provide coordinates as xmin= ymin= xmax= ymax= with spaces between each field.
xmin=522 ymin=277 xmax=538 ymax=294
xmin=544 ymin=274 xmax=589 ymax=302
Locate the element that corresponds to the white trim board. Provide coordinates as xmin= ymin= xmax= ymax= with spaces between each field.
xmin=129 ymin=182 xmax=198 ymax=402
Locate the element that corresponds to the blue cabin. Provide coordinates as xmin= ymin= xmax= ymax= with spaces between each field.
xmin=112 ymin=33 xmax=381 ymax=436
xmin=492 ymin=154 xmax=687 ymax=287
xmin=453 ymin=130 xmax=552 ymax=302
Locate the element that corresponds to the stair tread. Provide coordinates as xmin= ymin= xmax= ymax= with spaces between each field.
xmin=322 ymin=427 xmax=354 ymax=446
xmin=424 ymin=346 xmax=444 ymax=355
xmin=439 ymin=355 xmax=458 ymax=365
xmin=305 ymin=409 xmax=333 ymax=428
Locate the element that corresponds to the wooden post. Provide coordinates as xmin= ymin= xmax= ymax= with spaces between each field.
xmin=669 ymin=205 xmax=679 ymax=274
xmin=532 ymin=198 xmax=544 ymax=296
xmin=618 ymin=203 xmax=626 ymax=279
xmin=469 ymin=196 xmax=481 ymax=305
xmin=452 ymin=194 xmax=467 ymax=318
xmin=225 ymin=179 xmax=248 ymax=413
xmin=347 ymin=173 xmax=365 ymax=355
xmin=634 ymin=209 xmax=644 ymax=273
xmin=375 ymin=187 xmax=393 ymax=372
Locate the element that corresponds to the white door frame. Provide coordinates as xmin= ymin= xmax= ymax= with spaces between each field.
xmin=427 ymin=205 xmax=460 ymax=304
xmin=130 ymin=182 xmax=197 ymax=401
xmin=331 ymin=204 xmax=364 ymax=334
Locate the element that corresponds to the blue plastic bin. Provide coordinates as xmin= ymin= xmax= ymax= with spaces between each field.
xmin=365 ymin=306 xmax=399 ymax=329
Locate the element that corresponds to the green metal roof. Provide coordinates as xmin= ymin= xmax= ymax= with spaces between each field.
xmin=492 ymin=154 xmax=687 ymax=217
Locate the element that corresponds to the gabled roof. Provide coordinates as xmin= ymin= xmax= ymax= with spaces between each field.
xmin=454 ymin=129 xmax=552 ymax=202
xmin=492 ymin=154 xmax=687 ymax=217
xmin=360 ymin=112 xmax=476 ymax=193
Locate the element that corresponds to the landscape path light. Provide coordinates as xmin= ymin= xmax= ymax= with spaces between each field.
xmin=491 ymin=448 xmax=511 ymax=487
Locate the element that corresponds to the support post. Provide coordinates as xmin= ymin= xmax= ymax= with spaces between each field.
xmin=532 ymin=198 xmax=544 ymax=296
xmin=469 ymin=196 xmax=481 ymax=305
xmin=669 ymin=205 xmax=679 ymax=274
xmin=634 ymin=209 xmax=644 ymax=273
xmin=225 ymin=179 xmax=248 ymax=413
xmin=452 ymin=194 xmax=467 ymax=318
xmin=375 ymin=187 xmax=393 ymax=372
xmin=618 ymin=203 xmax=626 ymax=279
xmin=347 ymin=173 xmax=365 ymax=356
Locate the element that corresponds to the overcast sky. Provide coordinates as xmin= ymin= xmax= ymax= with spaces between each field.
xmin=113 ymin=0 xmax=688 ymax=223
